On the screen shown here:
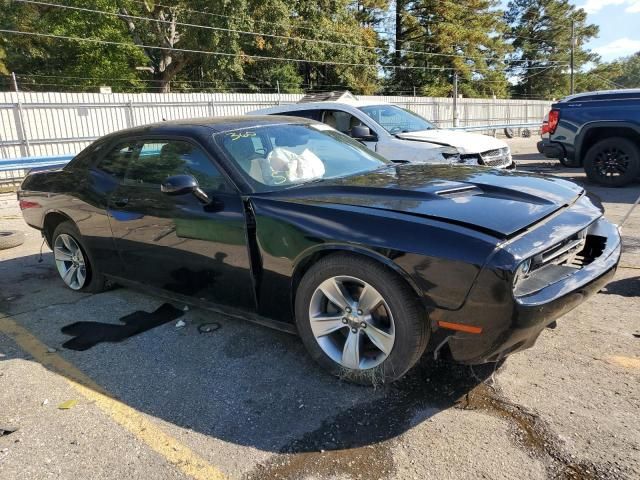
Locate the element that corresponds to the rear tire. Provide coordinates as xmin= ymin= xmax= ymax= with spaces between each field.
xmin=295 ymin=253 xmax=429 ymax=385
xmin=584 ymin=137 xmax=640 ymax=187
xmin=52 ymin=221 xmax=107 ymax=293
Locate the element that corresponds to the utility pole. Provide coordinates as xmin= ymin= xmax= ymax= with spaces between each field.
xmin=453 ymin=71 xmax=459 ymax=127
xmin=570 ymin=20 xmax=575 ymax=95
xmin=276 ymin=80 xmax=281 ymax=105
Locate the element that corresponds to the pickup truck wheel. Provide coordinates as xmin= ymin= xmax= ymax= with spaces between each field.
xmin=584 ymin=138 xmax=640 ymax=187
xmin=52 ymin=221 xmax=106 ymax=293
xmin=295 ymin=254 xmax=429 ymax=385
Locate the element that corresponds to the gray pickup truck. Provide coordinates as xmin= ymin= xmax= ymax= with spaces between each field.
xmin=538 ymin=89 xmax=640 ymax=187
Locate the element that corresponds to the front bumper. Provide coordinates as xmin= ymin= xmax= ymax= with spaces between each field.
xmin=434 ymin=217 xmax=621 ymax=364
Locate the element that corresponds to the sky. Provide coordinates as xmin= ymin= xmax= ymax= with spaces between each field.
xmin=580 ymin=0 xmax=640 ymax=62
xmin=494 ymin=1 xmax=640 ymax=63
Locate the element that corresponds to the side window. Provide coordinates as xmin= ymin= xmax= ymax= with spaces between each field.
xmin=124 ymin=140 xmax=226 ymax=190
xmin=96 ymin=141 xmax=138 ymax=180
xmin=322 ymin=110 xmax=366 ymax=135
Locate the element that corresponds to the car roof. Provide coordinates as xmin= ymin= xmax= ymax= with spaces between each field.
xmin=99 ymin=115 xmax=317 ymax=138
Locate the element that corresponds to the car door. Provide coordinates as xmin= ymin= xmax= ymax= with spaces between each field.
xmin=106 ymin=137 xmax=256 ymax=311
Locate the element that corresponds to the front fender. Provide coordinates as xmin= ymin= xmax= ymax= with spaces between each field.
xmin=291 ymin=242 xmax=424 ymax=303
xmin=250 ymin=197 xmax=497 ymax=322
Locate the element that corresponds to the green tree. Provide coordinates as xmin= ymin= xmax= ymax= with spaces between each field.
xmin=505 ymin=0 xmax=599 ymax=99
xmin=575 ymin=61 xmax=625 ymax=92
xmin=352 ymin=0 xmax=389 ymax=29
xmin=387 ymin=0 xmax=511 ymax=98
xmin=0 ymin=46 xmax=8 ymax=76
xmin=616 ymin=52 xmax=640 ymax=88
xmin=575 ymin=52 xmax=640 ymax=93
xmin=240 ymin=0 xmax=382 ymax=94
xmin=0 ymin=0 xmax=148 ymax=91
xmin=114 ymin=0 xmax=247 ymax=93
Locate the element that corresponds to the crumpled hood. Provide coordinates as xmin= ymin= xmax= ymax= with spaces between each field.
xmin=261 ymin=164 xmax=586 ymax=238
xmin=395 ymin=129 xmax=508 ymax=154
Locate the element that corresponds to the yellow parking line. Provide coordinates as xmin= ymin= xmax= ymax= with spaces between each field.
xmin=0 ymin=316 xmax=228 ymax=480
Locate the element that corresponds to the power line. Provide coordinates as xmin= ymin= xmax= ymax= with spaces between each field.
xmin=586 ymin=72 xmax=627 ymax=89
xmin=15 ymin=73 xmax=276 ymax=86
xmin=13 ymin=73 xmax=362 ymax=90
xmin=12 ymin=0 xmax=566 ymax=66
xmin=520 ymin=65 xmax=561 ymax=81
xmin=142 ymin=0 xmax=581 ymax=54
xmin=0 ymin=28 xmax=460 ymax=71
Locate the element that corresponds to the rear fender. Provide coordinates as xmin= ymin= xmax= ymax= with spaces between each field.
xmin=576 ymin=121 xmax=640 ymax=161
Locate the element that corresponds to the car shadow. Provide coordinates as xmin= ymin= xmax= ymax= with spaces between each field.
xmin=0 ymin=253 xmax=496 ymax=458
xmin=600 ymin=276 xmax=640 ymax=298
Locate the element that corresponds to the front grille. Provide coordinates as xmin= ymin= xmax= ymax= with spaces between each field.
xmin=514 ymin=230 xmax=608 ymax=297
xmin=479 ymin=147 xmax=511 ymax=167
xmin=532 ymin=229 xmax=607 ymax=273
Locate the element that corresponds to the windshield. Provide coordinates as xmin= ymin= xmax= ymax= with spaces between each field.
xmin=215 ymin=123 xmax=389 ymax=192
xmin=359 ymin=105 xmax=436 ymax=134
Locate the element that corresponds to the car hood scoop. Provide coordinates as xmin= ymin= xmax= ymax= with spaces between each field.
xmin=265 ymin=164 xmax=584 ymax=238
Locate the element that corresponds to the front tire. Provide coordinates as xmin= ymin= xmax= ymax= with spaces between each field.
xmin=295 ymin=254 xmax=429 ymax=385
xmin=584 ymin=137 xmax=640 ymax=187
xmin=52 ymin=221 xmax=107 ymax=293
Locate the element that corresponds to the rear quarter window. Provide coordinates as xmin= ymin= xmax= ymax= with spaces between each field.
xmin=64 ymin=140 xmax=108 ymax=171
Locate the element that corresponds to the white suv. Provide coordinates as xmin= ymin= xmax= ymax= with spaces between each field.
xmin=250 ymin=92 xmax=514 ymax=169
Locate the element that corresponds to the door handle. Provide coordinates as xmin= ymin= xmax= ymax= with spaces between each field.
xmin=113 ymin=197 xmax=129 ymax=207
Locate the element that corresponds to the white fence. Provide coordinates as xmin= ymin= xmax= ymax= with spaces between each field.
xmin=0 ymin=91 xmax=551 ymax=160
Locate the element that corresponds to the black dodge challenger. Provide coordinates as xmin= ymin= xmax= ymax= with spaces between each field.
xmin=18 ymin=116 xmax=621 ymax=384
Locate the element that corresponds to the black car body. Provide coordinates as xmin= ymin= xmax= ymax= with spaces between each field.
xmin=18 ymin=116 xmax=621 ymax=383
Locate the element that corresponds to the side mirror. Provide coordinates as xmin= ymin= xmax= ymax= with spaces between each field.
xmin=161 ymin=174 xmax=210 ymax=204
xmin=350 ymin=125 xmax=376 ymax=141
xmin=161 ymin=174 xmax=198 ymax=195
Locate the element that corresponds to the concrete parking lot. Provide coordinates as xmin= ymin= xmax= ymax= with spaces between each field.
xmin=1 ymin=138 xmax=639 ymax=480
